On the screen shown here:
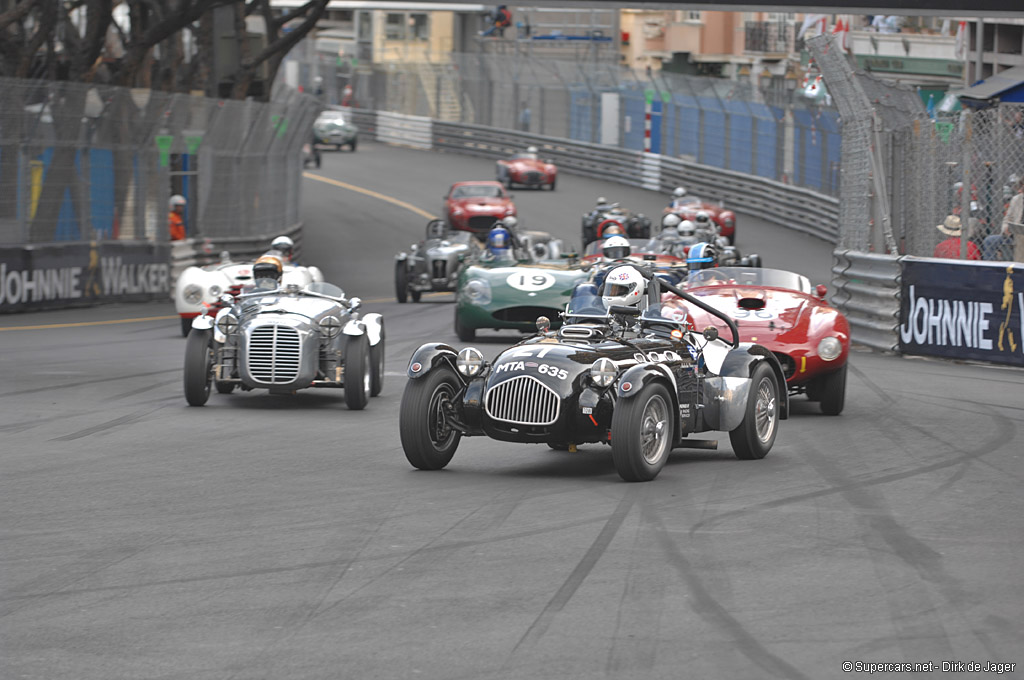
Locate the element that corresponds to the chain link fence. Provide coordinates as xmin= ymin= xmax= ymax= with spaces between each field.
xmin=0 ymin=78 xmax=321 ymax=245
xmin=806 ymin=34 xmax=1024 ymax=263
xmin=307 ymin=51 xmax=842 ymax=199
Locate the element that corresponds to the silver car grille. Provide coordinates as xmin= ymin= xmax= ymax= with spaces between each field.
xmin=485 ymin=375 xmax=559 ymax=426
xmin=247 ymin=324 xmax=301 ymax=384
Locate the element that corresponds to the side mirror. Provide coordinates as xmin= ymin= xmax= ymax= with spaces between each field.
xmin=815 ymin=284 xmax=828 ymax=299
xmin=702 ymin=326 xmax=719 ymax=342
xmin=536 ymin=316 xmax=551 ymax=332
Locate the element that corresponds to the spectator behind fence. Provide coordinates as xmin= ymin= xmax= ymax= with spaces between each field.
xmin=933 ymin=215 xmax=981 ymax=260
xmin=984 ymin=177 xmax=1022 ymax=261
xmin=168 ymin=195 xmax=186 ymax=241
xmin=481 ymin=5 xmax=512 ymax=37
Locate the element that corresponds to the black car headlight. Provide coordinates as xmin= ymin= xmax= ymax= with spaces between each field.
xmin=590 ymin=357 xmax=617 ymax=387
xmin=457 ymin=347 xmax=485 ymax=377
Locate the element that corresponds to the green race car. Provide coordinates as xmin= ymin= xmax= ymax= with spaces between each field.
xmin=454 ymin=254 xmax=589 ymax=341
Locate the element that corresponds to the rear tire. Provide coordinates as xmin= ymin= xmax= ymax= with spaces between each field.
xmin=611 ymin=383 xmax=674 ymax=482
xmin=344 ymin=336 xmax=371 ymax=410
xmin=369 ymin=323 xmax=386 ymax=397
xmin=454 ymin=308 xmax=475 ymax=341
xmin=818 ymin=364 xmax=847 ymax=416
xmin=729 ymin=362 xmax=779 ymax=460
xmin=400 ymin=367 xmax=462 ymax=470
xmin=395 ymin=261 xmax=409 ymax=303
xmin=184 ymin=330 xmax=214 ymax=406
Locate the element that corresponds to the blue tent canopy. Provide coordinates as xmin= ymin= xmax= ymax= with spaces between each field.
xmin=954 ymin=64 xmax=1024 ymax=107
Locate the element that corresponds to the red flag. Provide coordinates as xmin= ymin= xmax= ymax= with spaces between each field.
xmin=954 ymin=21 xmax=967 ymax=61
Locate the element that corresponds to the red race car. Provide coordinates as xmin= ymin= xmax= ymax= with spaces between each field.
xmin=495 ymin=147 xmax=557 ymax=190
xmin=668 ymin=267 xmax=850 ymax=415
xmin=443 ymin=181 xmax=517 ymax=239
xmin=664 ymin=190 xmax=737 ymax=244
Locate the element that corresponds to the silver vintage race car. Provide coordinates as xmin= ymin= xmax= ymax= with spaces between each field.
xmin=394 ymin=219 xmax=479 ymax=302
xmin=184 ymin=281 xmax=384 ymax=410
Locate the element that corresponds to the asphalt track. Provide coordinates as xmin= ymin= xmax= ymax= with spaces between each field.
xmin=2 ymin=141 xmax=1022 ymax=680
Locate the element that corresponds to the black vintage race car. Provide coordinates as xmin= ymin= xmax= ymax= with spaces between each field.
xmin=399 ymin=264 xmax=788 ymax=482
xmin=581 ymin=202 xmax=652 ymax=248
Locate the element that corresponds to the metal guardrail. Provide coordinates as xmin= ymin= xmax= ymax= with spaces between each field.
xmin=427 ymin=117 xmax=840 ymax=241
xmin=831 ymin=249 xmax=902 ymax=352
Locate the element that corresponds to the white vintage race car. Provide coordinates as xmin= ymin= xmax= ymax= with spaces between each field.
xmin=173 ymin=256 xmax=324 ymax=336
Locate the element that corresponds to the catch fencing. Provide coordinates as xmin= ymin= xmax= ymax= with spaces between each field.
xmin=313 ymin=51 xmax=842 ymax=198
xmin=806 ymin=35 xmax=1024 ymax=261
xmin=0 ymin=78 xmax=322 ymax=246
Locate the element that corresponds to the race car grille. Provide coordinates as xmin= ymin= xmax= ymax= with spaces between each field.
xmin=493 ymin=306 xmax=561 ymax=323
xmin=525 ymin=171 xmax=542 ymax=183
xmin=773 ymin=352 xmax=795 ymax=380
xmin=247 ymin=325 xmax=301 ymax=384
xmin=468 ymin=216 xmax=497 ymax=232
xmin=485 ymin=376 xmax=559 ymax=426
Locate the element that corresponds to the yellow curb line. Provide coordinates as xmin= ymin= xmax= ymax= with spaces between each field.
xmin=303 ymin=172 xmax=436 ymax=220
xmin=0 ymin=315 xmax=179 ymax=331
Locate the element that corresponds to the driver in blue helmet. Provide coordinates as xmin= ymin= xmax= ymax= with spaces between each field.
xmin=687 ymin=242 xmax=719 ymax=270
xmin=485 ymin=224 xmax=516 ymax=262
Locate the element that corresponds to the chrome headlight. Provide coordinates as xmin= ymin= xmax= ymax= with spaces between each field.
xmin=457 ymin=347 xmax=485 ymax=377
xmin=463 ymin=279 xmax=491 ymax=305
xmin=215 ymin=311 xmax=238 ymax=336
xmin=183 ymin=284 xmax=203 ymax=304
xmin=590 ymin=357 xmax=617 ymax=387
xmin=321 ymin=315 xmax=342 ymax=338
xmin=208 ymin=284 xmax=222 ymax=298
xmin=817 ymin=336 xmax=842 ymax=361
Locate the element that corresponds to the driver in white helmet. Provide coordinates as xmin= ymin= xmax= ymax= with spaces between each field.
xmin=668 ymin=186 xmax=693 ymax=210
xmin=268 ymin=235 xmax=295 ymax=262
xmin=602 ymin=265 xmax=647 ymax=313
xmin=602 ymin=235 xmax=632 ymax=262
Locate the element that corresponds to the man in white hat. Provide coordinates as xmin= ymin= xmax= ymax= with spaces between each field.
xmin=932 ymin=214 xmax=980 ymax=260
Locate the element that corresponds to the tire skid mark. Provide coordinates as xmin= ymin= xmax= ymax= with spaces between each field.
xmin=690 ymin=371 xmax=1017 ymax=536
xmin=223 ymin=498 xmax=405 ymax=680
xmin=5 ymin=515 xmax=610 ymax=602
xmin=0 ymin=534 xmax=167 ymax=619
xmin=790 ymin=429 xmax=958 ymax=661
xmin=0 ymin=368 xmax=179 ymax=398
xmin=104 ymin=379 xmax=179 ymax=402
xmin=643 ymin=502 xmax=812 ymax=680
xmin=603 ymin=495 xmax=666 ymax=678
xmin=508 ymin=491 xmax=636 ymax=658
xmin=49 ymin=406 xmax=164 ymax=441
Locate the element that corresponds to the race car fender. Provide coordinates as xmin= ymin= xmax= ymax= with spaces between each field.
xmin=616 ymin=363 xmax=678 ymax=401
xmin=703 ymin=345 xmax=789 ymax=431
xmin=360 ymin=313 xmax=384 ymax=346
xmin=407 ymin=342 xmax=459 ymax=379
xmin=191 ymin=315 xmax=214 ymax=331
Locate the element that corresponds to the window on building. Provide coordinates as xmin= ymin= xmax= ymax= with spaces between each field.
xmin=409 ymin=13 xmax=429 ymax=41
xmin=685 ymin=11 xmax=702 ymax=23
xmin=357 ymin=11 xmax=372 ymax=41
xmin=767 ymin=13 xmax=795 ymax=22
xmin=385 ymin=13 xmax=405 ymax=40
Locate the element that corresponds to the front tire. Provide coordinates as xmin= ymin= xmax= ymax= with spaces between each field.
xmin=369 ymin=323 xmax=386 ymax=397
xmin=399 ymin=367 xmax=462 ymax=470
xmin=395 ymin=261 xmax=409 ymax=303
xmin=549 ymin=178 xmax=556 ymax=191
xmin=611 ymin=383 xmax=674 ymax=482
xmin=818 ymin=364 xmax=847 ymax=416
xmin=184 ymin=330 xmax=214 ymax=406
xmin=180 ymin=317 xmax=192 ymax=337
xmin=344 ymin=336 xmax=371 ymax=410
xmin=729 ymin=362 xmax=779 ymax=460
xmin=454 ymin=307 xmax=475 ymax=341
xmin=349 ymin=139 xmax=357 ymax=152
